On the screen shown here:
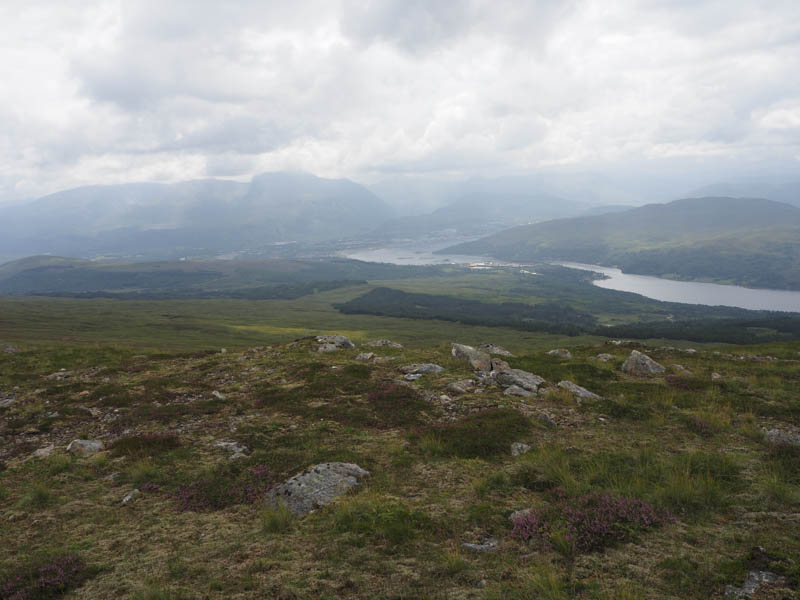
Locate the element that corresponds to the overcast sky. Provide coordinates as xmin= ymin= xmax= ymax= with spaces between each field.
xmin=1 ymin=0 xmax=799 ymax=202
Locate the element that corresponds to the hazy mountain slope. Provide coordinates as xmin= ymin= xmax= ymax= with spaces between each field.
xmin=690 ymin=181 xmax=800 ymax=207
xmin=442 ymin=197 xmax=800 ymax=289
xmin=375 ymin=193 xmax=583 ymax=237
xmin=0 ymin=173 xmax=392 ymax=259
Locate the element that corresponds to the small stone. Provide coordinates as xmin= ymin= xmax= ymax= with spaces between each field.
xmin=220 ymin=348 xmax=227 ymax=354
xmin=1 ymin=344 xmax=20 ymax=353
xmin=67 ymin=439 xmax=104 ymax=456
xmin=32 ymin=445 xmax=55 ymax=458
xmin=462 ymin=537 xmax=498 ymax=552
xmin=547 ymin=348 xmax=572 ymax=359
xmin=509 ymin=508 xmax=532 ymax=522
xmin=447 ymin=380 xmax=475 ymax=395
xmin=214 ymin=441 xmax=249 ymax=457
xmin=404 ymin=373 xmax=423 ymax=381
xmin=122 ymin=489 xmax=140 ymax=504
xmin=504 ymin=385 xmax=534 ymax=398
xmin=355 ymin=352 xmax=375 ymax=361
xmin=671 ymin=364 xmax=692 ymax=375
xmin=511 ymin=442 xmax=532 ymax=456
xmin=0 ymin=396 xmax=16 ymax=408
xmin=711 ymin=372 xmax=723 ymax=381
xmin=594 ymin=353 xmax=614 ymax=362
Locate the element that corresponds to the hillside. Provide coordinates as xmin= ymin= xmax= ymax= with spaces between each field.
xmin=442 ymin=197 xmax=800 ymax=289
xmin=374 ymin=193 xmax=583 ymax=238
xmin=1 ymin=334 xmax=798 ymax=598
xmin=0 ymin=173 xmax=393 ymax=260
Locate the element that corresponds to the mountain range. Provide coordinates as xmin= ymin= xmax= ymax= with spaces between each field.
xmin=0 ymin=173 xmax=393 ymax=260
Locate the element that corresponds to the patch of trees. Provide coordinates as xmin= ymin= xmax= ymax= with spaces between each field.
xmin=336 ymin=287 xmax=800 ymax=344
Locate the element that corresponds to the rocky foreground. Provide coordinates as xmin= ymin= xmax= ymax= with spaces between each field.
xmin=1 ymin=336 xmax=798 ymax=598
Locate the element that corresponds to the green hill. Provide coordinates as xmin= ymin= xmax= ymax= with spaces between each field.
xmin=442 ymin=197 xmax=800 ymax=289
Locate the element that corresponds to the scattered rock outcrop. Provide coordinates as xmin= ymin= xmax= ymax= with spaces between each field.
xmin=557 ymin=380 xmax=601 ymax=400
xmin=547 ymin=348 xmax=572 ymax=359
xmin=316 ymin=335 xmax=356 ymax=352
xmin=451 ymin=343 xmax=491 ymax=371
xmin=621 ymin=350 xmax=665 ymax=376
xmin=265 ymin=462 xmax=370 ymax=515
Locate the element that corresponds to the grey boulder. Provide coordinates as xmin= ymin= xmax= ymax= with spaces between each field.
xmin=495 ymin=369 xmax=545 ymax=392
xmin=265 ymin=462 xmax=370 ymax=515
xmin=400 ymin=363 xmax=444 ymax=375
xmin=67 ymin=439 xmax=104 ymax=455
xmin=451 ymin=343 xmax=491 ymax=371
xmin=547 ymin=348 xmax=572 ymax=359
xmin=504 ymin=385 xmax=535 ymax=398
xmin=621 ymin=350 xmax=665 ymax=376
xmin=315 ymin=335 xmax=355 ymax=351
xmin=366 ymin=339 xmax=403 ymax=349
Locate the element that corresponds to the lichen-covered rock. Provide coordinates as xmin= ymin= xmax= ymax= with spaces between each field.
xmin=495 ymin=369 xmax=545 ymax=392
xmin=724 ymin=570 xmax=787 ymax=599
xmin=265 ymin=462 xmax=370 ymax=515
xmin=547 ymin=348 xmax=572 ymax=359
xmin=400 ymin=363 xmax=444 ymax=375
xmin=67 ymin=439 xmax=104 ymax=455
xmin=490 ymin=358 xmax=510 ymax=372
xmin=451 ymin=343 xmax=491 ymax=371
xmin=557 ymin=380 xmax=601 ymax=400
xmin=764 ymin=428 xmax=800 ymax=448
xmin=621 ymin=350 xmax=665 ymax=376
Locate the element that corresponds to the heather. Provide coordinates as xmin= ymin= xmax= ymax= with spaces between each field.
xmin=511 ymin=492 xmax=674 ymax=555
xmin=0 ymin=555 xmax=92 ymax=600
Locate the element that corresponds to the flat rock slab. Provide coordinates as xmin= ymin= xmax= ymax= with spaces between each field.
xmin=400 ymin=363 xmax=444 ymax=375
xmin=622 ymin=350 xmax=665 ymax=376
xmin=504 ymin=385 xmax=535 ymax=398
xmin=451 ymin=343 xmax=491 ymax=371
xmin=495 ymin=368 xmax=545 ymax=392
xmin=478 ymin=344 xmax=513 ymax=357
xmin=558 ymin=380 xmax=601 ymax=400
xmin=366 ymin=339 xmax=403 ymax=348
xmin=266 ymin=462 xmax=370 ymax=515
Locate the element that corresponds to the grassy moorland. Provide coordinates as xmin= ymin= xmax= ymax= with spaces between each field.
xmin=1 ymin=330 xmax=799 ymax=598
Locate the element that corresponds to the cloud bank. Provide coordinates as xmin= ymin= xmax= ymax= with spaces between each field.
xmin=1 ymin=0 xmax=799 ymax=201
